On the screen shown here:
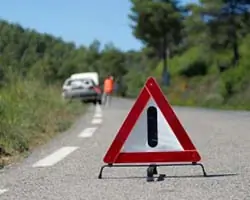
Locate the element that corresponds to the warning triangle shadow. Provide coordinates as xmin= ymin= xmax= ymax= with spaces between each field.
xmin=163 ymin=173 xmax=238 ymax=178
xmin=101 ymin=173 xmax=238 ymax=180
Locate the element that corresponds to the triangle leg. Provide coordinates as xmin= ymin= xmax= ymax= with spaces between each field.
xmin=147 ymin=164 xmax=158 ymax=182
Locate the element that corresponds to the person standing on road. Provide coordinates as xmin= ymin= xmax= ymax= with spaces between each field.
xmin=102 ymin=75 xmax=114 ymax=106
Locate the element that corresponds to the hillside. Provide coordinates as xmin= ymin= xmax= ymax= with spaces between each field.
xmin=154 ymin=42 xmax=250 ymax=110
xmin=129 ymin=0 xmax=250 ymax=110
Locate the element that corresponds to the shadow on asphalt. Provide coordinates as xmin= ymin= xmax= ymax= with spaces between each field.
xmin=100 ymin=173 xmax=238 ymax=181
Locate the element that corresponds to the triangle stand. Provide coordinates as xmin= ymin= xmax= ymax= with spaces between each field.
xmin=98 ymin=77 xmax=208 ymax=182
xmin=98 ymin=162 xmax=207 ymax=181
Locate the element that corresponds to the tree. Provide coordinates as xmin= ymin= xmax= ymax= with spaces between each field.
xmin=128 ymin=0 xmax=183 ymax=85
xmin=99 ymin=43 xmax=127 ymax=82
xmin=182 ymin=3 xmax=207 ymax=49
xmin=200 ymin=0 xmax=250 ymax=66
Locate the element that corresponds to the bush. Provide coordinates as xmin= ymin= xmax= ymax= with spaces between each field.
xmin=179 ymin=59 xmax=208 ymax=77
xmin=219 ymin=65 xmax=249 ymax=99
xmin=123 ymin=68 xmax=148 ymax=98
xmin=201 ymin=93 xmax=224 ymax=107
xmin=0 ymin=75 xmax=85 ymax=166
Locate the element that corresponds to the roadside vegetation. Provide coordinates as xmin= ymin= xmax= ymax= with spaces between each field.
xmin=0 ymin=68 xmax=85 ymax=167
xmin=1 ymin=0 xmax=250 ymax=166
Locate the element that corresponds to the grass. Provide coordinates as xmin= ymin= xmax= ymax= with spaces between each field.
xmin=0 ymin=77 xmax=86 ymax=168
xmin=163 ymin=75 xmax=250 ymax=111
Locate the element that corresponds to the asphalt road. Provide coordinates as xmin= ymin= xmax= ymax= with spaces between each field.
xmin=0 ymin=97 xmax=250 ymax=200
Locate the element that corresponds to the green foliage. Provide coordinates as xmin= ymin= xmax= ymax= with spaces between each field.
xmin=0 ymin=19 xmax=152 ymax=97
xmin=220 ymin=65 xmax=250 ymax=99
xmin=129 ymin=0 xmax=183 ymax=82
xmin=123 ymin=68 xmax=148 ymax=98
xmin=179 ymin=60 xmax=208 ymax=77
xmin=154 ymin=46 xmax=210 ymax=77
xmin=147 ymin=0 xmax=250 ymax=110
xmin=129 ymin=0 xmax=182 ymax=47
xmin=198 ymin=0 xmax=250 ymax=66
xmin=0 ymin=72 xmax=85 ymax=166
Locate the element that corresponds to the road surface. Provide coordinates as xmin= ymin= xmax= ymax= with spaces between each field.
xmin=0 ymin=98 xmax=250 ymax=200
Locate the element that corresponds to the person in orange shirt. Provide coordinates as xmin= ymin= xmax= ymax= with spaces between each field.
xmin=102 ymin=75 xmax=114 ymax=106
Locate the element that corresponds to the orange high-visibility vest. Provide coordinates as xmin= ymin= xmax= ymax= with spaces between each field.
xmin=104 ymin=78 xmax=114 ymax=93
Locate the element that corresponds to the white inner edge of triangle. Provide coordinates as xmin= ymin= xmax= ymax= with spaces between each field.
xmin=122 ymin=97 xmax=184 ymax=152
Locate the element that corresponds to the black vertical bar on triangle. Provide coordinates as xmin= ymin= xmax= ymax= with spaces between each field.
xmin=147 ymin=106 xmax=158 ymax=148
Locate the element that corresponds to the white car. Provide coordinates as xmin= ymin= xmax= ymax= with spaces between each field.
xmin=62 ymin=72 xmax=102 ymax=104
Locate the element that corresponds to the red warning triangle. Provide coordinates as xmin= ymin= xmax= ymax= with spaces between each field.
xmin=103 ymin=77 xmax=201 ymax=164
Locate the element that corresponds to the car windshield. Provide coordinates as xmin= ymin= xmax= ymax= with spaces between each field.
xmin=68 ymin=78 xmax=95 ymax=88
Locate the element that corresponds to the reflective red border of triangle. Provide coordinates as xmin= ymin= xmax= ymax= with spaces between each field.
xmin=103 ymin=77 xmax=201 ymax=164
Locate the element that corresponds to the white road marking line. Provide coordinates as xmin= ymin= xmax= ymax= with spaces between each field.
xmin=78 ymin=127 xmax=97 ymax=138
xmin=91 ymin=118 xmax=102 ymax=124
xmin=95 ymin=104 xmax=102 ymax=113
xmin=94 ymin=113 xmax=102 ymax=118
xmin=95 ymin=111 xmax=102 ymax=116
xmin=32 ymin=146 xmax=79 ymax=167
xmin=0 ymin=189 xmax=8 ymax=195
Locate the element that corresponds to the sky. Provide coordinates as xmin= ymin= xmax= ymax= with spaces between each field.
xmin=0 ymin=0 xmax=198 ymax=51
